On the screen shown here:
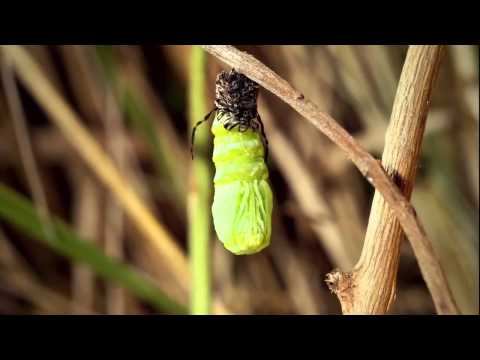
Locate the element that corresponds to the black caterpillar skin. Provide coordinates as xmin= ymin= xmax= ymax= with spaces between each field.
xmin=214 ymin=69 xmax=260 ymax=132
xmin=190 ymin=68 xmax=269 ymax=160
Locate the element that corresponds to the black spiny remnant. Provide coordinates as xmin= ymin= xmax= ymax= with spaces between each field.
xmin=215 ymin=68 xmax=259 ymax=131
xmin=191 ymin=68 xmax=269 ymax=159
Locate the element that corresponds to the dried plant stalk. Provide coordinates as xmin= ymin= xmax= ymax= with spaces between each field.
xmin=327 ymin=45 xmax=458 ymax=314
xmin=104 ymin=91 xmax=127 ymax=314
xmin=71 ymin=172 xmax=100 ymax=313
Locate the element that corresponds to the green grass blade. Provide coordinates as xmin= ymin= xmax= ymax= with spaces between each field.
xmin=188 ymin=45 xmax=212 ymax=314
xmin=0 ymin=183 xmax=187 ymax=314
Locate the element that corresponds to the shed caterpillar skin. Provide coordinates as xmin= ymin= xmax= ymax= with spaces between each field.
xmin=191 ymin=69 xmax=273 ymax=255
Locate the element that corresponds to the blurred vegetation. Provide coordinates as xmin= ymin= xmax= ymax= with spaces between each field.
xmin=0 ymin=45 xmax=477 ymax=314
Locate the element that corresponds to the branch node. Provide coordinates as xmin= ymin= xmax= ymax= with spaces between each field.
xmin=325 ymin=270 xmax=354 ymax=295
xmin=325 ymin=270 xmax=355 ymax=312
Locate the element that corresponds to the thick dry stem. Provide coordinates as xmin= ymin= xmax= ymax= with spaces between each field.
xmin=329 ymin=46 xmax=458 ymax=314
xmin=201 ymin=45 xmax=458 ymax=314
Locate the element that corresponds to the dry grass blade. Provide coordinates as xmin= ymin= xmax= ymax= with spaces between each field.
xmin=1 ymin=45 xmax=190 ymax=293
xmin=103 ymin=91 xmax=127 ymax=314
xmin=0 ymin=183 xmax=187 ymax=314
xmin=201 ymin=45 xmax=458 ymax=314
xmin=71 ymin=171 xmax=100 ymax=313
xmin=260 ymin=102 xmax=356 ymax=269
xmin=0 ymin=229 xmax=96 ymax=314
xmin=1 ymin=56 xmax=54 ymax=242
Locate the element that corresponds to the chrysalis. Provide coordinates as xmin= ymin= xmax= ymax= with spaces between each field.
xmin=191 ymin=69 xmax=273 ymax=255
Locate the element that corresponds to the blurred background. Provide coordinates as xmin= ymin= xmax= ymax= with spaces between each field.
xmin=0 ymin=45 xmax=477 ymax=315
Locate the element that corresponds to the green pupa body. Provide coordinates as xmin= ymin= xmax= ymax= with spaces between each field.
xmin=211 ymin=113 xmax=273 ymax=255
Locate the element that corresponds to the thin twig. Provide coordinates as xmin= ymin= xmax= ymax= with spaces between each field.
xmin=201 ymin=45 xmax=458 ymax=314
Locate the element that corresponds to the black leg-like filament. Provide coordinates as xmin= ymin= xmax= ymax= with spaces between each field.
xmin=256 ymin=114 xmax=269 ymax=161
xmin=190 ymin=108 xmax=217 ymax=159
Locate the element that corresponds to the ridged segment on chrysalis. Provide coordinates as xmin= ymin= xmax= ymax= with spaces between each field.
xmin=190 ymin=68 xmax=272 ymax=255
xmin=211 ymin=113 xmax=273 ymax=255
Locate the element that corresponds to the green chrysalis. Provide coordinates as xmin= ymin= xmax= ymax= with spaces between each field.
xmin=191 ymin=69 xmax=273 ymax=255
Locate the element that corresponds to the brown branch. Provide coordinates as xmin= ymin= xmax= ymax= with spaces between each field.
xmin=327 ymin=46 xmax=458 ymax=314
xmin=201 ymin=45 xmax=458 ymax=314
